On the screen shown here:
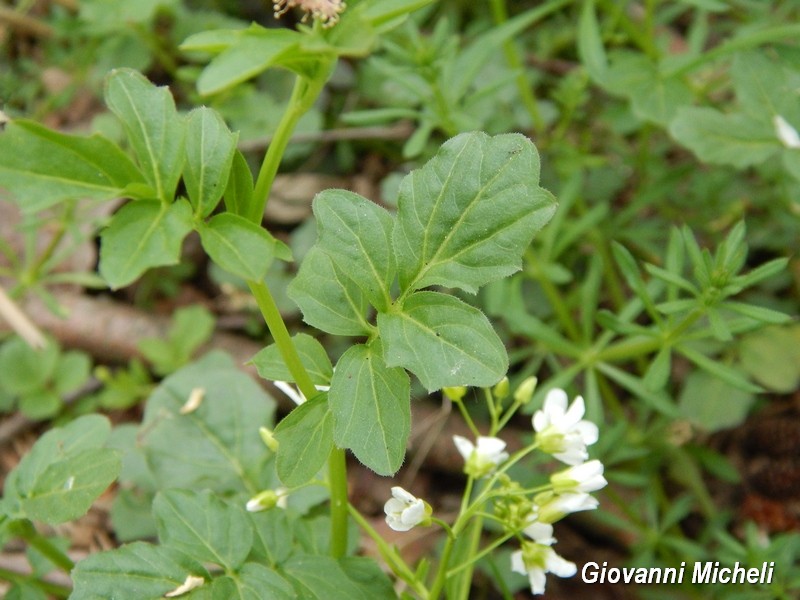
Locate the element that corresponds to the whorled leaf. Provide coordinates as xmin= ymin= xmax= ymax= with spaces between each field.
xmin=250 ymin=333 xmax=333 ymax=386
xmin=273 ymin=394 xmax=334 ymax=487
xmin=0 ymin=120 xmax=145 ymax=212
xmin=184 ymin=107 xmax=238 ymax=218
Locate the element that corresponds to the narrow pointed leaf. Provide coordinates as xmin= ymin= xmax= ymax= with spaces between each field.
xmin=378 ymin=291 xmax=507 ymax=391
xmin=314 ymin=190 xmax=395 ymax=311
xmin=184 ymin=107 xmax=238 ymax=217
xmin=191 ymin=27 xmax=304 ymax=95
xmin=0 ymin=120 xmax=144 ymax=212
xmin=393 ymin=132 xmax=556 ymax=294
xmin=99 ymin=199 xmax=193 ymax=289
xmin=105 ymin=68 xmax=185 ymax=202
xmin=287 ymin=247 xmax=372 ymax=336
xmin=329 ymin=341 xmax=409 ymax=475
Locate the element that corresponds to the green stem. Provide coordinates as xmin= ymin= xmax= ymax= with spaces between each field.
xmin=249 ymin=280 xmax=349 ymax=558
xmin=248 ymin=281 xmax=317 ymax=398
xmin=428 ymin=533 xmax=456 ymax=600
xmin=446 ymin=532 xmax=514 ymax=578
xmin=489 ymin=0 xmax=544 ymax=132
xmin=250 ymin=62 xmax=334 ymax=223
xmin=328 ymin=446 xmax=348 ymax=559
xmin=10 ymin=520 xmax=74 ymax=573
xmin=348 ymin=506 xmax=430 ymax=598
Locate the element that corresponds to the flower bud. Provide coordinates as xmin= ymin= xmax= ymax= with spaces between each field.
xmin=514 ymin=376 xmax=538 ymax=405
xmin=442 ymin=386 xmax=467 ymax=402
xmin=493 ymin=377 xmax=510 ymax=400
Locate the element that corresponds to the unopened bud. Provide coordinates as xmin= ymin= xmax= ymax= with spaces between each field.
xmin=513 ymin=376 xmax=538 ymax=405
xmin=493 ymin=377 xmax=510 ymax=400
xmin=246 ymin=490 xmax=280 ymax=512
xmin=443 ymin=386 xmax=467 ymax=402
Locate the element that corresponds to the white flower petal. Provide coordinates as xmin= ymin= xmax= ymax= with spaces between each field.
xmin=545 ymin=550 xmax=577 ymax=578
xmin=452 ymin=435 xmax=474 ymax=461
xmin=523 ymin=522 xmax=554 ymax=545
xmin=274 ymin=380 xmax=306 ymax=405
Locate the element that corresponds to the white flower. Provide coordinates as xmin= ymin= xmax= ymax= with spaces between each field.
xmin=452 ymin=435 xmax=509 ymax=478
xmin=522 ymin=521 xmax=554 ymax=545
xmin=510 ymin=542 xmax=577 ymax=595
xmin=551 ymin=460 xmax=607 ymax=493
xmin=246 ymin=488 xmax=288 ymax=512
xmin=273 ymin=380 xmax=330 ymax=406
xmin=384 ymin=486 xmax=430 ymax=532
xmin=535 ymin=492 xmax=599 ymax=524
xmin=532 ymin=389 xmax=598 ymax=465
xmin=774 ymin=115 xmax=800 ymax=149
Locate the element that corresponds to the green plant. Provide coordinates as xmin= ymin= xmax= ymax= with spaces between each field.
xmin=1 ymin=1 xmax=798 ymax=598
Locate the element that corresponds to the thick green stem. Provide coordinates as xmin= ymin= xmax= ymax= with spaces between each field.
xmin=246 ymin=60 xmax=347 ymax=561
xmin=250 ymin=62 xmax=334 ymax=223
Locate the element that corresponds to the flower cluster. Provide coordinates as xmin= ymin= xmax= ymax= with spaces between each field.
xmin=382 ymin=386 xmax=605 ymax=596
xmin=510 ymin=389 xmax=606 ymax=594
xmin=273 ymin=0 xmax=346 ymax=27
